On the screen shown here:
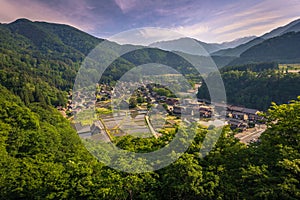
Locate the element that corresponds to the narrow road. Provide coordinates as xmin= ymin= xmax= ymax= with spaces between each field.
xmin=235 ymin=126 xmax=266 ymax=144
xmin=145 ymin=115 xmax=158 ymax=139
xmin=98 ymin=118 xmax=113 ymax=142
xmin=239 ymin=129 xmax=264 ymax=143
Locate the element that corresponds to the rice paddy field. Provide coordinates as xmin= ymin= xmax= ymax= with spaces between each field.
xmin=100 ymin=109 xmax=180 ymax=138
xmin=101 ymin=111 xmax=152 ymax=138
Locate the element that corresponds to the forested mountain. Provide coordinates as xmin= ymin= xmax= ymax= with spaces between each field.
xmin=229 ymin=31 xmax=300 ymax=65
xmin=0 ymin=19 xmax=105 ymax=106
xmin=6 ymin=18 xmax=103 ymax=58
xmin=212 ymin=18 xmax=300 ymax=57
xmin=260 ymin=18 xmax=300 ymax=39
xmin=211 ymin=37 xmax=265 ymax=57
xmin=148 ymin=37 xmax=248 ymax=68
xmin=0 ymin=19 xmax=205 ymax=106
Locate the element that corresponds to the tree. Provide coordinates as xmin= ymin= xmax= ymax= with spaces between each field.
xmin=129 ymin=97 xmax=137 ymax=109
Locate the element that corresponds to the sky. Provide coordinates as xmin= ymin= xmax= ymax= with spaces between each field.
xmin=0 ymin=0 xmax=300 ymax=44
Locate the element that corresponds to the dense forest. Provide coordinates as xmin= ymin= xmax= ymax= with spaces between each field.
xmin=0 ymin=19 xmax=299 ymax=199
xmin=0 ymin=84 xmax=299 ymax=199
xmin=0 ymin=19 xmax=101 ymax=106
xmin=198 ymin=63 xmax=300 ymax=110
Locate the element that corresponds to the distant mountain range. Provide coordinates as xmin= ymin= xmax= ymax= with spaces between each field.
xmin=149 ymin=19 xmax=300 ymax=59
xmin=148 ymin=18 xmax=300 ymax=67
xmin=1 ymin=17 xmax=300 ymax=74
xmin=0 ymin=18 xmax=211 ymax=89
xmin=149 ymin=36 xmax=256 ymax=56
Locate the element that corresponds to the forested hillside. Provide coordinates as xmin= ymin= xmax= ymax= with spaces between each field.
xmin=0 ymin=19 xmax=103 ymax=106
xmin=0 ymin=84 xmax=299 ymax=199
xmin=0 ymin=19 xmax=204 ymax=106
xmin=198 ymin=63 xmax=300 ymax=110
xmin=230 ymin=31 xmax=300 ymax=65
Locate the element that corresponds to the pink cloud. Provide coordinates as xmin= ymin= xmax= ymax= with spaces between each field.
xmin=114 ymin=0 xmax=139 ymax=13
xmin=0 ymin=0 xmax=97 ymax=32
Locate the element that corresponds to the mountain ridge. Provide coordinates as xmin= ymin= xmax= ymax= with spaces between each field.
xmin=5 ymin=18 xmax=103 ymax=57
xmin=229 ymin=31 xmax=300 ymax=65
xmin=149 ymin=36 xmax=256 ymax=56
xmin=212 ymin=18 xmax=300 ymax=57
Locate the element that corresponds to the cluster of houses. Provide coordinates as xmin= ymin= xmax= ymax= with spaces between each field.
xmin=67 ymin=82 xmax=264 ymax=139
xmin=164 ymin=97 xmax=264 ymax=131
xmin=201 ymin=102 xmax=264 ymax=131
xmin=226 ymin=105 xmax=264 ymax=130
xmin=69 ymin=91 xmax=97 ymax=115
xmin=96 ymin=84 xmax=113 ymax=101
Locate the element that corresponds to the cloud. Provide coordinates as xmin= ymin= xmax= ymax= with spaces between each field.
xmin=0 ymin=0 xmax=101 ymax=32
xmin=213 ymin=16 xmax=282 ymax=35
xmin=109 ymin=27 xmax=184 ymax=45
xmin=0 ymin=0 xmax=63 ymax=22
xmin=159 ymin=0 xmax=300 ymax=42
xmin=210 ymin=0 xmax=300 ymax=41
xmin=171 ymin=24 xmax=210 ymax=39
xmin=114 ymin=0 xmax=139 ymax=13
xmin=0 ymin=0 xmax=299 ymax=43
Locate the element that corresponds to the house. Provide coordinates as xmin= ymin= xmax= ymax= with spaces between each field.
xmin=150 ymin=91 xmax=158 ymax=98
xmin=242 ymin=108 xmax=262 ymax=121
xmin=228 ymin=106 xmax=244 ymax=113
xmin=73 ymin=120 xmax=103 ymax=139
xmin=227 ymin=106 xmax=262 ymax=121
xmin=173 ymin=106 xmax=183 ymax=115
xmin=228 ymin=119 xmax=248 ymax=130
xmin=212 ymin=102 xmax=228 ymax=114
xmin=156 ymin=95 xmax=167 ymax=102
xmin=200 ymin=110 xmax=212 ymax=118
xmin=230 ymin=111 xmax=247 ymax=120
xmin=199 ymin=106 xmax=212 ymax=118
xmin=90 ymin=120 xmax=102 ymax=135
xmin=166 ymin=98 xmax=178 ymax=106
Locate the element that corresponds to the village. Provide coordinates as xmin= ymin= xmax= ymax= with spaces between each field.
xmin=65 ymin=81 xmax=266 ymax=144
